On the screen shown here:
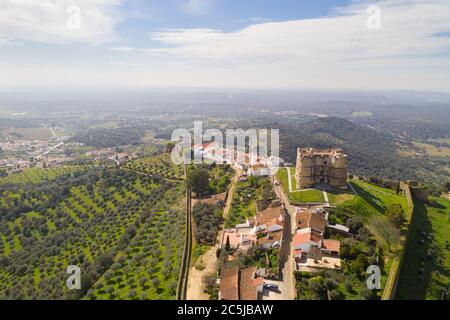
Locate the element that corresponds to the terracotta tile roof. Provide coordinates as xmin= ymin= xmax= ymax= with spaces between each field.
xmin=251 ymin=164 xmax=267 ymax=170
xmin=239 ymin=267 xmax=263 ymax=300
xmin=223 ymin=230 xmax=256 ymax=248
xmin=220 ymin=267 xmax=263 ymax=300
xmin=297 ymin=211 xmax=326 ymax=233
xmin=293 ymin=232 xmax=321 ymax=246
xmin=322 ymin=239 xmax=341 ymax=253
xmin=257 ymin=229 xmax=282 ymax=246
xmin=254 ymin=206 xmax=283 ymax=226
xmin=223 ymin=231 xmax=242 ymax=248
xmin=220 ymin=266 xmax=239 ymax=300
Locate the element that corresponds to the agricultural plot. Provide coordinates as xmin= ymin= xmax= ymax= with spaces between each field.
xmin=0 ymin=166 xmax=89 ymax=185
xmin=122 ymin=153 xmax=184 ymax=180
xmin=1 ymin=128 xmax=53 ymax=140
xmin=88 ymin=186 xmax=186 ymax=300
xmin=0 ymin=154 xmax=186 ymax=300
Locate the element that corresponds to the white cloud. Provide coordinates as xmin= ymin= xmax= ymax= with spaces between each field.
xmin=182 ymin=0 xmax=213 ymax=15
xmin=106 ymin=0 xmax=450 ymax=90
xmin=0 ymin=35 xmax=15 ymax=45
xmin=0 ymin=0 xmax=121 ymax=45
xmin=144 ymin=0 xmax=450 ymax=64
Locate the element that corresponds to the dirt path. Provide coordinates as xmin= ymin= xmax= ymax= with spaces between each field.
xmin=286 ymin=167 xmax=293 ymax=193
xmin=186 ymin=168 xmax=241 ymax=300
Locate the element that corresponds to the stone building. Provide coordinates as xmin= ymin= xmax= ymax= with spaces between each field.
xmin=295 ymin=148 xmax=347 ymax=190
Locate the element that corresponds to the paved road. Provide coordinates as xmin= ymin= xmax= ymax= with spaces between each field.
xmin=265 ymin=180 xmax=297 ymax=301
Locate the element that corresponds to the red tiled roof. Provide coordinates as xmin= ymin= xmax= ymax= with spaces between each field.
xmin=257 ymin=229 xmax=282 ymax=246
xmin=220 ymin=266 xmax=239 ymax=300
xmin=254 ymin=206 xmax=283 ymax=226
xmin=239 ymin=267 xmax=263 ymax=300
xmin=293 ymin=232 xmax=321 ymax=246
xmin=322 ymin=239 xmax=340 ymax=253
xmin=220 ymin=266 xmax=263 ymax=300
xmin=297 ymin=211 xmax=326 ymax=232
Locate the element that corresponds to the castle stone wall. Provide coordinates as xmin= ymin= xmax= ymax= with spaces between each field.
xmin=295 ymin=148 xmax=348 ymax=190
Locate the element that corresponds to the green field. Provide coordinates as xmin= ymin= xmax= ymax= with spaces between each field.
xmin=396 ymin=196 xmax=450 ymax=300
xmin=0 ymin=166 xmax=89 ymax=185
xmin=352 ymin=111 xmax=373 ymax=117
xmin=276 ymin=167 xmax=293 ymax=192
xmin=1 ymin=128 xmax=53 ymax=140
xmin=276 ymin=167 xmax=324 ymax=204
xmin=327 ymin=190 xmax=355 ymax=206
xmin=290 ymin=189 xmax=325 ymax=204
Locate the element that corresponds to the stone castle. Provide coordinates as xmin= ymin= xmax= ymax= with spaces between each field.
xmin=295 ymin=148 xmax=348 ymax=190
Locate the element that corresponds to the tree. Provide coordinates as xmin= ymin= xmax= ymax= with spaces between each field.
xmin=168 ymin=279 xmax=178 ymax=295
xmin=187 ymin=168 xmax=210 ymax=196
xmin=138 ymin=276 xmax=147 ymax=288
xmin=372 ymin=217 xmax=400 ymax=252
xmin=361 ymin=288 xmax=378 ymax=300
xmin=328 ymin=289 xmax=343 ymax=300
xmin=385 ymin=203 xmax=405 ymax=228
xmin=225 ymin=235 xmax=231 ymax=252
xmin=152 ymin=277 xmax=160 ymax=288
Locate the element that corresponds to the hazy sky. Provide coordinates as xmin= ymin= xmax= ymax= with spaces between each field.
xmin=1 ymin=0 xmax=450 ymax=91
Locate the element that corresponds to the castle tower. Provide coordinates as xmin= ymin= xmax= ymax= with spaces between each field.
xmin=295 ymin=148 xmax=348 ymax=190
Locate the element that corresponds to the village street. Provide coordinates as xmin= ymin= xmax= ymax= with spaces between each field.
xmin=263 ymin=178 xmax=297 ymax=301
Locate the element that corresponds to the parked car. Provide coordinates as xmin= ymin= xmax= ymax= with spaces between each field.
xmin=263 ymin=283 xmax=280 ymax=293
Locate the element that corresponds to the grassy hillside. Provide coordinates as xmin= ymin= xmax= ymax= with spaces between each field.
xmin=336 ymin=180 xmax=408 ymax=253
xmin=396 ymin=196 xmax=450 ymax=300
xmin=315 ymin=179 xmax=411 ymax=299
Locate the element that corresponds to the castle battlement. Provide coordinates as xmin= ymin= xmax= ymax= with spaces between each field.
xmin=296 ymin=148 xmax=348 ymax=190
